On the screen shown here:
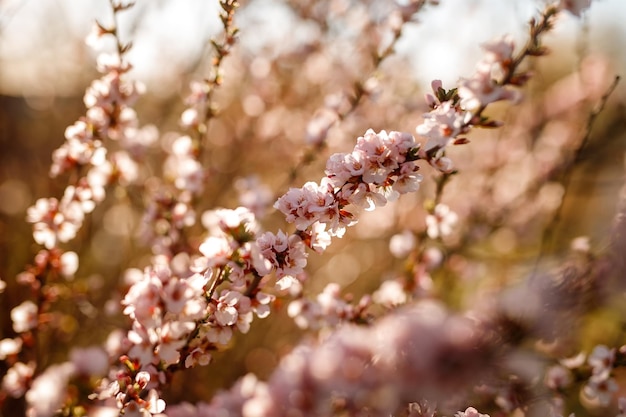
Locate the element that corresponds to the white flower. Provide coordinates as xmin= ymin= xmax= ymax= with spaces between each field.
xmin=416 ymin=101 xmax=469 ymax=152
xmin=425 ymin=204 xmax=458 ymax=239
xmin=545 ymin=365 xmax=572 ymax=390
xmin=0 ymin=338 xmax=23 ymax=359
xmin=373 ymin=280 xmax=407 ymax=307
xmin=256 ymin=230 xmax=308 ymax=280
xmin=11 ymin=301 xmax=38 ymax=333
xmin=309 ymin=222 xmax=332 ymax=254
xmin=2 ymin=362 xmax=35 ymax=398
xmin=389 ymin=230 xmax=416 ymax=258
xmin=582 ymin=376 xmax=618 ymax=406
xmin=25 ymin=362 xmax=76 ymax=417
xmin=59 ymin=251 xmax=79 ymax=279
xmin=455 ymin=407 xmax=490 ymax=417
xmin=588 ymin=345 xmax=615 ymax=381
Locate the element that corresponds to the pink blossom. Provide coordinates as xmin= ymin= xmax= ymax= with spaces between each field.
xmin=165 ymin=155 xmax=205 ymax=194
xmin=199 ymin=235 xmax=234 ymax=267
xmin=425 ymin=203 xmax=458 ymax=239
xmin=171 ymin=202 xmax=196 ymax=229
xmin=155 ymin=321 xmax=195 ymax=366
xmin=389 ymin=230 xmax=416 ymax=258
xmin=287 ymin=298 xmax=322 ymax=329
xmin=145 ymin=389 xmax=166 ymax=414
xmin=234 ymin=301 xmax=490 ymax=416
xmin=105 ymin=329 xmax=130 ymax=358
xmin=11 ymin=300 xmax=38 ymax=333
xmin=214 ymin=290 xmax=253 ymax=333
xmin=457 ymin=35 xmax=522 ymax=111
xmin=251 ymin=291 xmax=274 ymax=319
xmin=582 ymin=377 xmax=618 ymax=406
xmin=96 ymin=52 xmax=126 ymax=74
xmin=315 ymin=283 xmax=354 ymax=326
xmin=458 ymin=66 xmax=520 ymax=111
xmin=288 ymin=284 xmax=363 ymax=330
xmin=87 ymin=160 xmax=112 ymax=195
xmin=64 ymin=183 xmax=96 ymax=214
xmin=2 ymin=362 xmax=35 ymax=398
xmin=85 ymin=22 xmax=108 ymax=50
xmin=121 ymin=124 xmax=158 ymax=157
xmin=481 ymin=35 xmax=515 ymax=67
xmin=127 ymin=323 xmax=158 ymax=366
xmin=122 ymin=272 xmax=163 ymax=326
xmin=308 ymin=222 xmax=332 ymax=253
xmin=0 ymin=338 xmax=22 ymax=360
xmin=111 ymin=151 xmax=140 ymax=185
xmin=455 ymin=407 xmax=490 ymax=417
xmin=185 ymin=80 xmax=210 ymax=106
xmin=185 ymin=348 xmax=212 ymax=369
xmin=256 ymin=230 xmax=308 ymax=283
xmin=27 ymin=197 xmax=85 ymax=249
xmin=373 ymin=279 xmax=408 ymax=307
xmin=428 ymin=153 xmax=455 ymax=173
xmin=204 ymin=323 xmax=233 ymax=346
xmin=416 ymin=101 xmax=470 ymax=152
xmin=325 ymin=151 xmax=366 ymax=188
xmin=588 ymin=345 xmax=615 ymax=381
xmin=338 ymin=180 xmax=387 ymax=212
xmin=393 ymin=162 xmax=423 ymax=194
xmin=544 ymin=365 xmax=572 ymax=390
xmin=354 ymin=129 xmax=397 ymax=184
xmin=275 ymin=275 xmax=302 ymax=293
xmin=180 ymin=108 xmax=199 ymax=128
xmin=162 ymin=277 xmax=204 ymax=316
xmin=210 ymin=207 xmax=259 ymax=240
xmin=570 ymin=236 xmax=591 ymax=253
xmin=25 ymin=362 xmax=76 ymax=417
xmin=277 ymin=129 xmax=425 ymax=239
xmin=50 ymin=121 xmax=102 ymax=177
xmin=59 ymin=251 xmax=79 ymax=278
xmin=274 ymin=181 xmax=337 ymax=231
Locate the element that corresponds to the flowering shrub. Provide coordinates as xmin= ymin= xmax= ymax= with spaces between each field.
xmin=2 ymin=0 xmax=626 ymax=416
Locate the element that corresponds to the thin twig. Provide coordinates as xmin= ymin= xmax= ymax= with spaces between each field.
xmin=535 ymin=75 xmax=621 ymax=263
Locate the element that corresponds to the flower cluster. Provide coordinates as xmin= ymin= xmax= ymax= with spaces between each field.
xmin=287 ymin=283 xmax=371 ymax=329
xmin=458 ymin=35 xmax=521 ymax=111
xmin=582 ymin=345 xmax=619 ymax=406
xmin=276 ymin=129 xmax=423 ymax=240
xmin=122 ymin=260 xmax=208 ymax=368
xmin=165 ymin=301 xmax=493 ymax=416
xmin=425 ymin=203 xmax=459 ymax=240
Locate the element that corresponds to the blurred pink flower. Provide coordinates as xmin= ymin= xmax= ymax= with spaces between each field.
xmin=11 ymin=300 xmax=38 ymax=333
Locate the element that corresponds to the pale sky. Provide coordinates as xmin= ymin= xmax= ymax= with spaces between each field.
xmin=0 ymin=0 xmax=624 ymax=96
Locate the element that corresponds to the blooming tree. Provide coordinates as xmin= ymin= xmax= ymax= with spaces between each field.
xmin=1 ymin=0 xmax=625 ymax=416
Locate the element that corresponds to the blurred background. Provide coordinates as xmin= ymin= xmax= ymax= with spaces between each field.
xmin=1 ymin=0 xmax=626 ymax=412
